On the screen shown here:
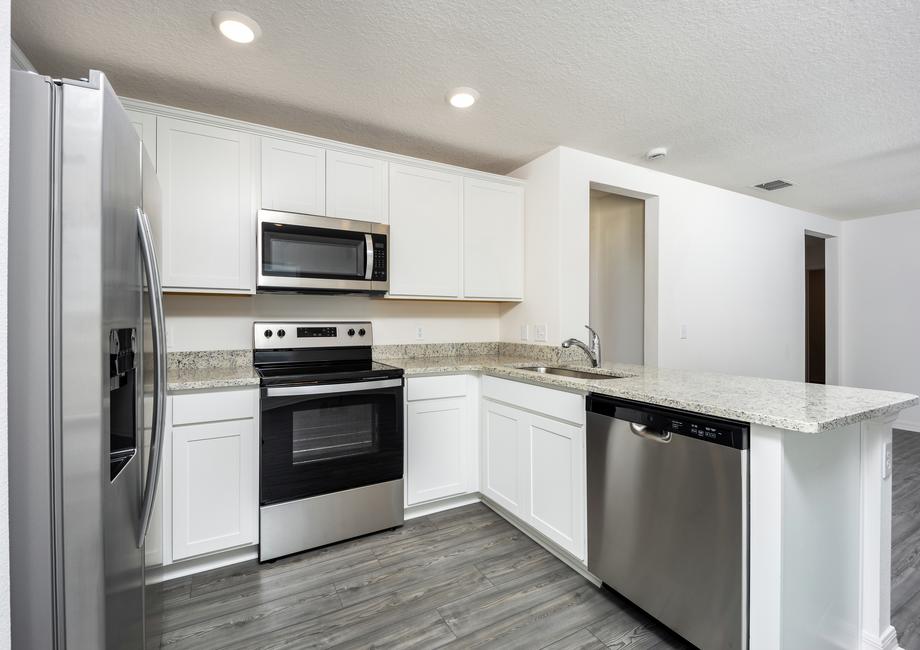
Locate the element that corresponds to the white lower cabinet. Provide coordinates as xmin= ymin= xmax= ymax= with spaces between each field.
xmin=480 ymin=376 xmax=586 ymax=560
xmin=169 ymin=388 xmax=259 ymax=561
xmin=481 ymin=400 xmax=528 ymax=514
xmin=525 ymin=413 xmax=585 ymax=557
xmin=405 ymin=376 xmax=477 ymax=506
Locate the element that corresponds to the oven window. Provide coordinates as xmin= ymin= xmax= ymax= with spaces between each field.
xmin=292 ymin=404 xmax=375 ymax=463
xmin=262 ymin=225 xmax=367 ymax=279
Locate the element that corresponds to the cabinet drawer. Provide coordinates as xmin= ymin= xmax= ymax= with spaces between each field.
xmin=407 ymin=375 xmax=468 ymax=402
xmin=481 ymin=376 xmax=584 ymax=426
xmin=172 ymin=388 xmax=257 ymax=426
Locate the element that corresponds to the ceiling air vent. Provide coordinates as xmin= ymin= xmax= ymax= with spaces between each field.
xmin=754 ymin=179 xmax=793 ymax=191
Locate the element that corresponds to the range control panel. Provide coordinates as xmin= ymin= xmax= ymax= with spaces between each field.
xmin=254 ymin=322 xmax=373 ymax=349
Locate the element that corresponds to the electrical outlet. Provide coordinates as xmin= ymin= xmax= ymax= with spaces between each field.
xmin=680 ymin=324 xmax=688 ymax=340
xmin=883 ymin=441 xmax=893 ymax=479
xmin=165 ymin=325 xmax=174 ymax=348
xmin=520 ymin=324 xmax=529 ymax=341
xmin=534 ymin=324 xmax=548 ymax=342
xmin=415 ymin=326 xmax=424 ymax=341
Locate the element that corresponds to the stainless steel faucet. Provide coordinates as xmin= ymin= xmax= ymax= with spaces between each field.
xmin=562 ymin=325 xmax=602 ymax=367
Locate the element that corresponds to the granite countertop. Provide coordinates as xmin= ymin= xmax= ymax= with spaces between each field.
xmin=162 ymin=348 xmax=918 ymax=433
xmin=380 ymin=356 xmax=919 ymax=434
xmin=167 ymin=365 xmax=260 ymax=391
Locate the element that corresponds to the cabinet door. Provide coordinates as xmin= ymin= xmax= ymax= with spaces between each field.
xmin=124 ymin=109 xmax=157 ymax=168
xmin=463 ymin=178 xmax=524 ymax=300
xmin=526 ymin=413 xmax=585 ymax=559
xmin=406 ymin=397 xmax=469 ymax=505
xmin=156 ymin=118 xmax=253 ymax=291
xmin=261 ymin=137 xmax=325 ymax=215
xmin=389 ymin=164 xmax=462 ymax=297
xmin=326 ymin=150 xmax=388 ymax=223
xmin=481 ymin=399 xmax=528 ymax=516
xmin=171 ymin=418 xmax=258 ymax=560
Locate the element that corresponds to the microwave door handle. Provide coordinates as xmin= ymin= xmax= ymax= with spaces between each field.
xmin=364 ymin=233 xmax=374 ymax=280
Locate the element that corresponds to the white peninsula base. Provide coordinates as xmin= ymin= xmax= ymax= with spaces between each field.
xmin=750 ymin=416 xmax=900 ymax=650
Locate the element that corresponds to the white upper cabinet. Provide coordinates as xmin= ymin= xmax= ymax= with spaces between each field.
xmin=124 ymin=109 xmax=157 ymax=167
xmin=122 ymin=99 xmax=523 ymax=299
xmin=326 ymin=150 xmax=388 ymax=223
xmin=261 ymin=138 xmax=325 ymax=215
xmin=389 ymin=164 xmax=462 ymax=298
xmin=463 ymin=179 xmax=524 ymax=300
xmin=156 ymin=118 xmax=254 ymax=292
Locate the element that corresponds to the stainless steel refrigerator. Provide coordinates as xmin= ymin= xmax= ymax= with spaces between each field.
xmin=8 ymin=69 xmax=167 ymax=649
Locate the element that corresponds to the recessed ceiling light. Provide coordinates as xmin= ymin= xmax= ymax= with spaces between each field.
xmin=212 ymin=11 xmax=261 ymax=44
xmin=447 ymin=87 xmax=480 ymax=109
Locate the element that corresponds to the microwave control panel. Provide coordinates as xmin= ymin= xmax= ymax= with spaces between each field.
xmin=372 ymin=237 xmax=387 ymax=281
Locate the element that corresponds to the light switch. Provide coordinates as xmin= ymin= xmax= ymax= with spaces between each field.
xmin=680 ymin=324 xmax=688 ymax=340
xmin=520 ymin=324 xmax=529 ymax=341
xmin=534 ymin=324 xmax=547 ymax=342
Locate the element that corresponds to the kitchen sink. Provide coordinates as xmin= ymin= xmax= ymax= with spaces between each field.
xmin=519 ymin=366 xmax=620 ymax=380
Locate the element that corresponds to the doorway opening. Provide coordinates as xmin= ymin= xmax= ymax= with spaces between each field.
xmin=589 ymin=189 xmax=645 ymax=364
xmin=805 ymin=234 xmax=826 ymax=384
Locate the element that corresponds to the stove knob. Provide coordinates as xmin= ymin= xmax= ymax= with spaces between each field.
xmin=277 ymin=329 xmax=286 ymax=338
xmin=264 ymin=329 xmax=273 ymax=338
xmin=347 ymin=328 xmax=356 ymax=336
xmin=358 ymin=328 xmax=366 ymax=336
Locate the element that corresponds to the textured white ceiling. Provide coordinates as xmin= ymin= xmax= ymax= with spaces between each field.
xmin=13 ymin=0 xmax=920 ymax=219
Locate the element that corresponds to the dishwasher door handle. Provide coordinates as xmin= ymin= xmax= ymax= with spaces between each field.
xmin=629 ymin=422 xmax=672 ymax=443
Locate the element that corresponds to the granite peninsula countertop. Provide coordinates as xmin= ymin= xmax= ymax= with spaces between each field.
xmin=163 ymin=349 xmax=918 ymax=434
xmin=380 ymin=355 xmax=919 ymax=434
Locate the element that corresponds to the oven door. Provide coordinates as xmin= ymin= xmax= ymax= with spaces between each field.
xmin=260 ymin=378 xmax=404 ymax=505
xmin=257 ymin=209 xmax=386 ymax=293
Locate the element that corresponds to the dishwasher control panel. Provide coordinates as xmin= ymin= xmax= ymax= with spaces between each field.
xmin=586 ymin=395 xmax=749 ymax=450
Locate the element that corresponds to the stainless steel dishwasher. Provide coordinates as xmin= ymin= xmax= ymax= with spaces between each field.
xmin=586 ymin=395 xmax=749 ymax=650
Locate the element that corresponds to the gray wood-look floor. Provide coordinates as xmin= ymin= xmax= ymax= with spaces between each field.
xmin=893 ymin=429 xmax=920 ymax=650
xmin=151 ymin=503 xmax=690 ymax=649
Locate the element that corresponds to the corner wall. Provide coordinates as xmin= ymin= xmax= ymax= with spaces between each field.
xmin=1 ymin=0 xmax=13 ymax=644
xmin=840 ymin=210 xmax=920 ymax=429
xmin=502 ymin=146 xmax=843 ymax=381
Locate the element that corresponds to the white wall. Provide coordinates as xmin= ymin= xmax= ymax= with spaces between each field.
xmin=502 ymin=146 xmax=842 ymax=381
xmin=165 ymin=294 xmax=500 ymax=351
xmin=589 ymin=192 xmax=644 ymax=364
xmin=1 ymin=1 xmax=13 ymax=645
xmin=501 ymin=149 xmax=562 ymax=344
xmin=840 ymin=210 xmax=920 ymax=430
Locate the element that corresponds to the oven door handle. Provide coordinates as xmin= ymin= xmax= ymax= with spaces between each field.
xmin=264 ymin=378 xmax=403 ymax=397
xmin=364 ymin=233 xmax=374 ymax=281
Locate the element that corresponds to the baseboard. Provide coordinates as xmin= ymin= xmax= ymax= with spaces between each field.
xmin=862 ymin=625 xmax=900 ymax=650
xmin=479 ymin=495 xmax=601 ymax=587
xmin=404 ymin=493 xmax=481 ymax=519
xmin=149 ymin=545 xmax=258 ymax=583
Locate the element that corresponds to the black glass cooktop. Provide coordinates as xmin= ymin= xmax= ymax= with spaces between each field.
xmin=256 ymin=360 xmax=403 ymax=387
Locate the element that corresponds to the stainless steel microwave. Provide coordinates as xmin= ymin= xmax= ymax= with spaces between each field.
xmin=257 ymin=210 xmax=389 ymax=294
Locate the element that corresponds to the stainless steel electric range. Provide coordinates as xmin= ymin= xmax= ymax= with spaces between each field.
xmin=254 ymin=321 xmax=405 ymax=561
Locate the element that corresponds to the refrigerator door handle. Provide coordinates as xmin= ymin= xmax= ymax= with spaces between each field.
xmin=136 ymin=207 xmax=167 ymax=548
